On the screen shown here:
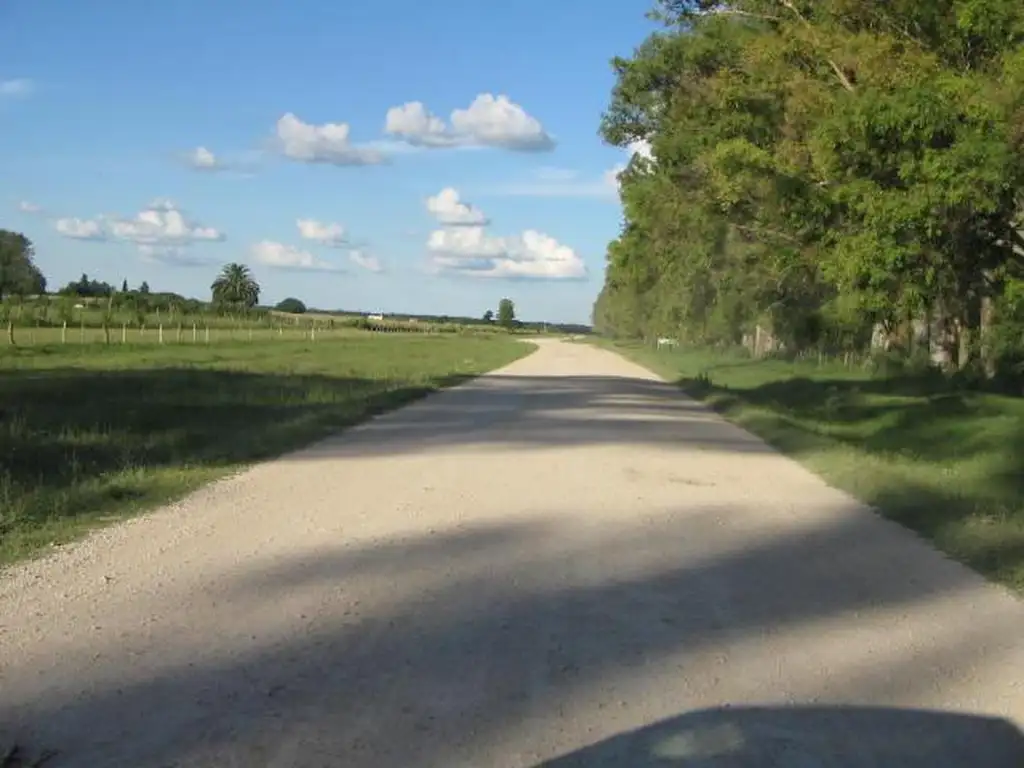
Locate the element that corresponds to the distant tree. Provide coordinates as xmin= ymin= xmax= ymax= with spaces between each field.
xmin=211 ymin=262 xmax=260 ymax=310
xmin=59 ymin=272 xmax=113 ymax=298
xmin=56 ymin=297 xmax=76 ymax=325
xmin=139 ymin=280 xmax=150 ymax=294
xmin=121 ymin=278 xmax=128 ymax=293
xmin=275 ymin=297 xmax=307 ymax=314
xmin=483 ymin=309 xmax=494 ymax=323
xmin=0 ymin=229 xmax=46 ymax=298
xmin=497 ymin=298 xmax=516 ymax=329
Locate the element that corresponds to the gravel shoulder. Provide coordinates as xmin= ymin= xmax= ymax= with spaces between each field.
xmin=2 ymin=339 xmax=1024 ymax=767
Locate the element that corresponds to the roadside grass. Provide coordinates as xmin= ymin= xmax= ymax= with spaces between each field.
xmin=600 ymin=340 xmax=1024 ymax=593
xmin=0 ymin=335 xmax=534 ymax=567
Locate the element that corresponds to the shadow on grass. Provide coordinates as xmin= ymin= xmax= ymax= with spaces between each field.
xmin=4 ymin=509 xmax=1024 ymax=766
xmin=535 ymin=705 xmax=1024 ymax=767
xmin=0 ymin=368 xmax=476 ymax=564
xmin=667 ymin=369 xmax=1024 ymax=589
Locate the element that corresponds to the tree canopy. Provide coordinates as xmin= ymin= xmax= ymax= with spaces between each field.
xmin=0 ymin=230 xmax=46 ymax=298
xmin=211 ymin=263 xmax=260 ymax=310
xmin=275 ymin=297 xmax=307 ymax=314
xmin=497 ymin=298 xmax=516 ymax=329
xmin=59 ymin=273 xmax=113 ymax=298
xmin=596 ymin=0 xmax=1024 ymax=377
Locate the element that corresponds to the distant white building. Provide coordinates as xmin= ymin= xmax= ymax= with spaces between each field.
xmin=367 ymin=313 xmax=383 ymax=321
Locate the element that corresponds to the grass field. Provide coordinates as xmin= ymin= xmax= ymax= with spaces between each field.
xmin=602 ymin=340 xmax=1024 ymax=593
xmin=0 ymin=335 xmax=534 ymax=566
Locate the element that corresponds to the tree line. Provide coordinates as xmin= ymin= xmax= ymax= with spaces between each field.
xmin=0 ymin=230 xmax=587 ymax=334
xmin=0 ymin=229 xmax=272 ymax=315
xmin=595 ymin=0 xmax=1024 ymax=385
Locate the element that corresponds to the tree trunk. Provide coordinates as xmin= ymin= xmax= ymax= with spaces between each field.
xmin=959 ymin=292 xmax=983 ymax=374
xmin=980 ymin=269 xmax=997 ymax=379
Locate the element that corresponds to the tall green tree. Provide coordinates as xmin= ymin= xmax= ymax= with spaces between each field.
xmin=497 ymin=298 xmax=516 ymax=329
xmin=596 ymin=0 xmax=1024 ymax=373
xmin=0 ymin=230 xmax=46 ymax=298
xmin=275 ymin=297 xmax=306 ymax=314
xmin=211 ymin=263 xmax=260 ymax=310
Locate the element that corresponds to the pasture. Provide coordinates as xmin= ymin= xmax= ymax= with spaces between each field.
xmin=0 ymin=334 xmax=534 ymax=566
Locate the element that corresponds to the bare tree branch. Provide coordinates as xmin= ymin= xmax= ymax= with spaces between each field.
xmin=775 ymin=0 xmax=856 ymax=92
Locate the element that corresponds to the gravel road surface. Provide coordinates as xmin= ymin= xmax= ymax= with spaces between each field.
xmin=2 ymin=339 xmax=1024 ymax=767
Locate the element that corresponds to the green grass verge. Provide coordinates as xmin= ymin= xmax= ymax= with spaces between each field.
xmin=0 ymin=335 xmax=534 ymax=566
xmin=599 ymin=339 xmax=1024 ymax=593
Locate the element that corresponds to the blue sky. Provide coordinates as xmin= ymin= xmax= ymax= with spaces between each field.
xmin=1 ymin=0 xmax=655 ymax=324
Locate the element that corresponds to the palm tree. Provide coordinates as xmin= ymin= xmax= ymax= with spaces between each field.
xmin=211 ymin=263 xmax=260 ymax=311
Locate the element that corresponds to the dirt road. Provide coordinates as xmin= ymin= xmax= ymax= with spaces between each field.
xmin=3 ymin=339 xmax=1024 ymax=767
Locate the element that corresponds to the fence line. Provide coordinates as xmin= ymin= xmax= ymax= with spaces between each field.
xmin=2 ymin=322 xmax=513 ymax=347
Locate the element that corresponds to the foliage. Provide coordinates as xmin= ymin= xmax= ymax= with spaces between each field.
xmin=60 ymin=273 xmax=115 ymax=298
xmin=275 ymin=297 xmax=307 ymax=314
xmin=0 ymin=230 xmax=46 ymax=298
xmin=483 ymin=309 xmax=494 ymax=323
xmin=497 ymin=298 xmax=516 ymax=329
xmin=597 ymin=0 xmax=1024 ymax=382
xmin=211 ymin=263 xmax=260 ymax=310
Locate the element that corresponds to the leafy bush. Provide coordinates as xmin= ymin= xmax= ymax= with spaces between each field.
xmin=275 ymin=297 xmax=307 ymax=314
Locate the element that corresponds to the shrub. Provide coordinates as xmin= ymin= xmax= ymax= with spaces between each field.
xmin=275 ymin=297 xmax=307 ymax=314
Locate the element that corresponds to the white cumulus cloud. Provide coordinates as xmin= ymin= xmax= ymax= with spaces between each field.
xmin=109 ymin=203 xmax=223 ymax=245
xmin=17 ymin=200 xmax=42 ymax=213
xmin=349 ymin=250 xmax=383 ymax=273
xmin=427 ymin=226 xmax=585 ymax=280
xmin=250 ymin=240 xmax=343 ymax=272
xmin=179 ymin=147 xmax=262 ymax=175
xmin=54 ymin=217 xmax=107 ymax=241
xmin=185 ymin=146 xmax=223 ymax=171
xmin=385 ymin=102 xmax=454 ymax=148
xmin=426 ymin=187 xmax=488 ymax=226
xmin=275 ymin=113 xmax=386 ymax=166
xmin=53 ymin=200 xmax=225 ymax=261
xmin=296 ymin=218 xmax=347 ymax=247
xmin=386 ymin=93 xmax=554 ymax=151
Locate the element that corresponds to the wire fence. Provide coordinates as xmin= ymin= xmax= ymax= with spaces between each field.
xmin=1 ymin=321 xmax=523 ymax=347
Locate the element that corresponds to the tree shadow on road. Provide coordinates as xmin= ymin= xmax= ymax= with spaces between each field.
xmin=1 ymin=367 xmax=773 ymax=564
xmin=3 ymin=505 xmax=1023 ymax=767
